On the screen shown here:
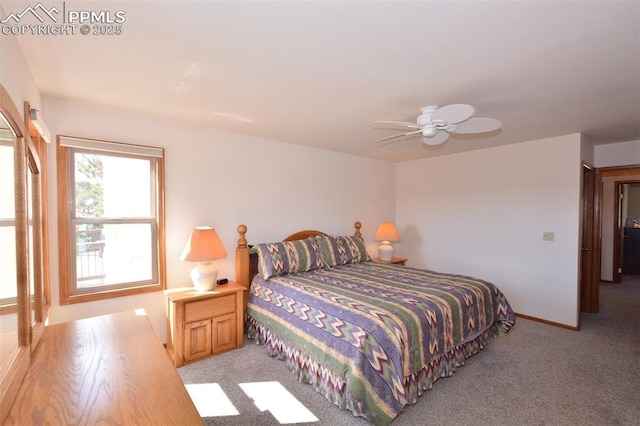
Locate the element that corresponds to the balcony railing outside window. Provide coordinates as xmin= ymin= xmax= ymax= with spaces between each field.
xmin=76 ymin=228 xmax=105 ymax=287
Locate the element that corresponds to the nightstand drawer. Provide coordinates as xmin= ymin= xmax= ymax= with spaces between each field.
xmin=185 ymin=294 xmax=235 ymax=322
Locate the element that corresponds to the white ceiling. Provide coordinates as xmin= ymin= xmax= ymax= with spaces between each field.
xmin=5 ymin=0 xmax=640 ymax=162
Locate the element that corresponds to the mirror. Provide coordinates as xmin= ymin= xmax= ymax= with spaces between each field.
xmin=0 ymin=85 xmax=36 ymax=422
xmin=0 ymin=110 xmax=18 ymax=383
xmin=28 ymin=162 xmax=34 ymax=326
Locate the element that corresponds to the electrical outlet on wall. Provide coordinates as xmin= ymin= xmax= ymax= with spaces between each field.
xmin=543 ymin=232 xmax=555 ymax=241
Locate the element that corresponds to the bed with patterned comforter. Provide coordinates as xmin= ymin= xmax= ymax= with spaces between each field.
xmin=246 ymin=255 xmax=516 ymax=425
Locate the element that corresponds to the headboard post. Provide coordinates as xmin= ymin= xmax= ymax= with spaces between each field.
xmin=235 ymin=224 xmax=250 ymax=289
xmin=354 ymin=221 xmax=362 ymax=238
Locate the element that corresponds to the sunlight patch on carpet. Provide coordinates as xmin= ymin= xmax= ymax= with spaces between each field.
xmin=185 ymin=383 xmax=239 ymax=417
xmin=239 ymin=381 xmax=319 ymax=424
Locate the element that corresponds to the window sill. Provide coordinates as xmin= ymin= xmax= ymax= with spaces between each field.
xmin=60 ymin=282 xmax=165 ymax=305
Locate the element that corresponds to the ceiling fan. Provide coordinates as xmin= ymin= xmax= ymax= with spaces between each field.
xmin=374 ymin=104 xmax=502 ymax=146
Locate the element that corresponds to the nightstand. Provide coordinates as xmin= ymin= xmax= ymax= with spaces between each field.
xmin=372 ymin=256 xmax=407 ymax=266
xmin=165 ymin=281 xmax=245 ymax=367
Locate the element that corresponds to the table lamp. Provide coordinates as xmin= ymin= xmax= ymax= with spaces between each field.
xmin=180 ymin=226 xmax=227 ymax=291
xmin=374 ymin=222 xmax=400 ymax=261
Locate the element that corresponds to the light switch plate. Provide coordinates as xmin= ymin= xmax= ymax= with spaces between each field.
xmin=543 ymin=232 xmax=555 ymax=241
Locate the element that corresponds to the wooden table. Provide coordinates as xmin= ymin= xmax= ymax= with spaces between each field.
xmin=5 ymin=310 xmax=203 ymax=425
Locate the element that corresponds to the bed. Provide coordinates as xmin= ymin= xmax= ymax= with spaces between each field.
xmin=235 ymin=222 xmax=516 ymax=425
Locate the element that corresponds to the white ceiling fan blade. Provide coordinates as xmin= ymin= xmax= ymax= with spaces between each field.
xmin=373 ymin=120 xmax=420 ymax=129
xmin=451 ymin=117 xmax=502 ymax=134
xmin=431 ymin=104 xmax=475 ymax=125
xmin=422 ymin=129 xmax=450 ymax=146
xmin=376 ymin=129 xmax=422 ymax=145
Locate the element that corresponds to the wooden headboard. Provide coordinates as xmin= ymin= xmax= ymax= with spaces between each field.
xmin=235 ymin=221 xmax=362 ymax=290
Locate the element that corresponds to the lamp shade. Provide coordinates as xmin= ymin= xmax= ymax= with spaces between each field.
xmin=180 ymin=226 xmax=227 ymax=262
xmin=374 ymin=222 xmax=400 ymax=243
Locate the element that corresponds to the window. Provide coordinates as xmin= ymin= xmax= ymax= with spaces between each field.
xmin=0 ymin=135 xmax=17 ymax=308
xmin=57 ymin=136 xmax=165 ymax=304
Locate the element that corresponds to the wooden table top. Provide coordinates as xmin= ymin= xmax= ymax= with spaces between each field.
xmin=5 ymin=310 xmax=203 ymax=425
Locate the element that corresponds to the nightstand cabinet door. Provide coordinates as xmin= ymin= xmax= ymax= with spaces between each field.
xmin=212 ymin=312 xmax=236 ymax=354
xmin=185 ymin=319 xmax=212 ymax=362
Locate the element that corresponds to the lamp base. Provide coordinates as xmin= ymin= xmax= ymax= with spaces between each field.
xmin=190 ymin=262 xmax=218 ymax=291
xmin=378 ymin=241 xmax=394 ymax=261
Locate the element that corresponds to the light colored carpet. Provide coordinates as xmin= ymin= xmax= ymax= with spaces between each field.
xmin=178 ymin=277 xmax=640 ymax=425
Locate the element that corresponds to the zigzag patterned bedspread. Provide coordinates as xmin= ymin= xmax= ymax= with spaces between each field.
xmin=246 ymin=261 xmax=516 ymax=425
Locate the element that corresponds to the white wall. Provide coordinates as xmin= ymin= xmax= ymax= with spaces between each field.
xmin=594 ymin=140 xmax=640 ymax=168
xmin=0 ymin=9 xmax=42 ymax=121
xmin=581 ymin=134 xmax=595 ymax=167
xmin=42 ymin=98 xmax=396 ymax=341
xmin=396 ymin=134 xmax=583 ymax=327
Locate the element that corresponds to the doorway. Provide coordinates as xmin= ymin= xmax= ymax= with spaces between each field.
xmin=583 ymin=165 xmax=640 ymax=314
xmin=615 ymin=182 xmax=640 ymax=278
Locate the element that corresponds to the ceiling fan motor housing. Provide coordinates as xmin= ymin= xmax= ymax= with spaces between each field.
xmin=417 ymin=106 xmax=439 ymax=137
xmin=421 ymin=127 xmax=437 ymax=137
xmin=417 ymin=106 xmax=436 ymax=124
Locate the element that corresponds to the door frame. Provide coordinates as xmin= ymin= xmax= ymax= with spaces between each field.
xmin=613 ymin=180 xmax=640 ymax=281
xmin=586 ymin=165 xmax=640 ymax=313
